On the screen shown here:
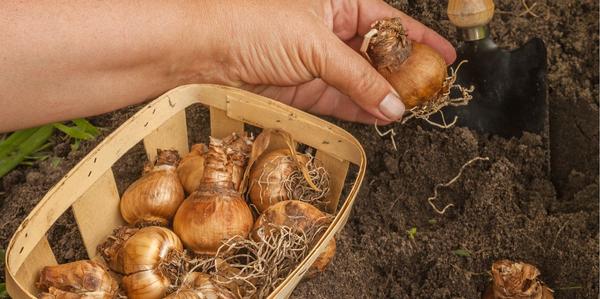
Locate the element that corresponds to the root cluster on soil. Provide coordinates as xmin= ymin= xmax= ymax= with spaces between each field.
xmin=428 ymin=156 xmax=490 ymax=214
xmin=496 ymin=0 xmax=548 ymax=18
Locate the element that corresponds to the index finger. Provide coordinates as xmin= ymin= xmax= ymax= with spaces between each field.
xmin=355 ymin=0 xmax=456 ymax=64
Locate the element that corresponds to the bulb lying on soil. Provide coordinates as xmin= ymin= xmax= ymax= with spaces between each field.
xmin=174 ymin=135 xmax=254 ymax=255
xmin=483 ymin=259 xmax=554 ymax=299
xmin=120 ymin=149 xmax=185 ymax=226
xmin=98 ymin=226 xmax=185 ymax=299
xmin=252 ymin=200 xmax=336 ymax=277
xmin=37 ymin=260 xmax=118 ymax=299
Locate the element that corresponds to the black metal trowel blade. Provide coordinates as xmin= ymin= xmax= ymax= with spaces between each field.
xmin=440 ymin=37 xmax=548 ymax=139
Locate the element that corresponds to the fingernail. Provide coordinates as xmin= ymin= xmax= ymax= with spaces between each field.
xmin=379 ymin=92 xmax=405 ymax=120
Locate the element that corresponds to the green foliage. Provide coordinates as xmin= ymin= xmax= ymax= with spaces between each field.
xmin=452 ymin=248 xmax=471 ymax=257
xmin=0 ymin=128 xmax=38 ymax=158
xmin=54 ymin=118 xmax=100 ymax=141
xmin=407 ymin=227 xmax=417 ymax=240
xmin=72 ymin=119 xmax=100 ymax=137
xmin=0 ymin=125 xmax=54 ymax=178
xmin=55 ymin=118 xmax=101 ymax=152
xmin=0 ymin=119 xmax=100 ymax=179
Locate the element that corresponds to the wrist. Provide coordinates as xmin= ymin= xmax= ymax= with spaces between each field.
xmin=167 ymin=1 xmax=237 ymax=88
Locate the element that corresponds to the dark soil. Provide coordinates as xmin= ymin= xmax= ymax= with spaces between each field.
xmin=0 ymin=1 xmax=597 ymax=298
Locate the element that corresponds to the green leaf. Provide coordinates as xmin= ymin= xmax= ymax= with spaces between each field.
xmin=0 ymin=127 xmax=38 ymax=159
xmin=407 ymin=227 xmax=417 ymax=240
xmin=72 ymin=119 xmax=100 ymax=137
xmin=32 ymin=142 xmax=53 ymax=154
xmin=71 ymin=139 xmax=81 ymax=152
xmin=0 ymin=125 xmax=54 ymax=178
xmin=54 ymin=123 xmax=95 ymax=140
xmin=24 ymin=153 xmax=50 ymax=161
xmin=452 ymin=248 xmax=471 ymax=257
xmin=428 ymin=219 xmax=438 ymax=225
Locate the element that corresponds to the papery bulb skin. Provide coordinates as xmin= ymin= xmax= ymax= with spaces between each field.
xmin=99 ymin=226 xmax=183 ymax=274
xmin=248 ymin=149 xmax=310 ymax=212
xmin=119 ymin=226 xmax=183 ymax=274
xmin=248 ymin=148 xmax=329 ymax=213
xmin=37 ymin=260 xmax=118 ymax=299
xmin=174 ymin=188 xmax=254 ymax=255
xmin=97 ymin=226 xmax=139 ymax=274
xmin=199 ymin=134 xmax=251 ymax=189
xmin=174 ymin=135 xmax=254 ymax=255
xmin=365 ymin=17 xmax=447 ymax=109
xmin=120 ymin=149 xmax=185 ymax=226
xmin=307 ymin=238 xmax=336 ymax=278
xmin=164 ymin=272 xmax=236 ymax=299
xmin=222 ymin=132 xmax=252 ymax=191
xmin=252 ymin=200 xmax=336 ymax=276
xmin=177 ymin=144 xmax=208 ymax=194
xmin=96 ymin=226 xmax=185 ymax=299
xmin=484 ymin=260 xmax=554 ymax=299
xmin=252 ymin=200 xmax=330 ymax=233
xmin=122 ymin=270 xmax=171 ymax=299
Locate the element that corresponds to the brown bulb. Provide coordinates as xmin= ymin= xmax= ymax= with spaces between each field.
xmin=174 ymin=189 xmax=254 ymax=255
xmin=120 ymin=149 xmax=185 ymax=226
xmin=122 ymin=270 xmax=171 ymax=299
xmin=307 ymin=238 xmax=336 ymax=278
xmin=363 ymin=17 xmax=447 ymax=109
xmin=252 ymin=200 xmax=336 ymax=276
xmin=99 ymin=226 xmax=183 ymax=274
xmin=119 ymin=226 xmax=183 ymax=274
xmin=37 ymin=260 xmax=118 ymax=299
xmin=248 ymin=149 xmax=305 ymax=212
xmin=248 ymin=149 xmax=329 ymax=213
xmin=98 ymin=226 xmax=185 ymax=299
xmin=483 ymin=260 xmax=554 ymax=299
xmin=164 ymin=272 xmax=236 ymax=299
xmin=177 ymin=144 xmax=207 ymax=194
xmin=174 ymin=136 xmax=254 ymax=255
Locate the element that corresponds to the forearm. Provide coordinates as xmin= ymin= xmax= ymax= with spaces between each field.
xmin=0 ymin=1 xmax=225 ymax=132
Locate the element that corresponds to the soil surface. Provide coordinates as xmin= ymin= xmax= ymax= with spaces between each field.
xmin=1 ymin=1 xmax=597 ymax=298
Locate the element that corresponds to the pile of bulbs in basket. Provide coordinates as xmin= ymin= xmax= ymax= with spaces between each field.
xmin=37 ymin=129 xmax=337 ymax=299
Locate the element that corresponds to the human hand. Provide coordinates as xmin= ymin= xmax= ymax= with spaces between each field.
xmin=0 ymin=0 xmax=455 ymax=131
xmin=199 ymin=0 xmax=456 ymax=124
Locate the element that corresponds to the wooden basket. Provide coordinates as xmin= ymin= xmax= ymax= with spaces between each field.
xmin=4 ymin=84 xmax=366 ymax=299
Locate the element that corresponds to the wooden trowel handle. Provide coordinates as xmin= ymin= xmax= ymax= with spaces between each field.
xmin=447 ymin=0 xmax=494 ymax=40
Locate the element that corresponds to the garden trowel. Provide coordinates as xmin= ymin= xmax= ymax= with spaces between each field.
xmin=441 ymin=0 xmax=548 ymax=141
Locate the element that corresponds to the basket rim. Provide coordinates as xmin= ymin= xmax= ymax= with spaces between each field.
xmin=5 ymin=83 xmax=367 ymax=299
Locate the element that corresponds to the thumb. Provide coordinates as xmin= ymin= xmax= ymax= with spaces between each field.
xmin=313 ymin=31 xmax=405 ymax=121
